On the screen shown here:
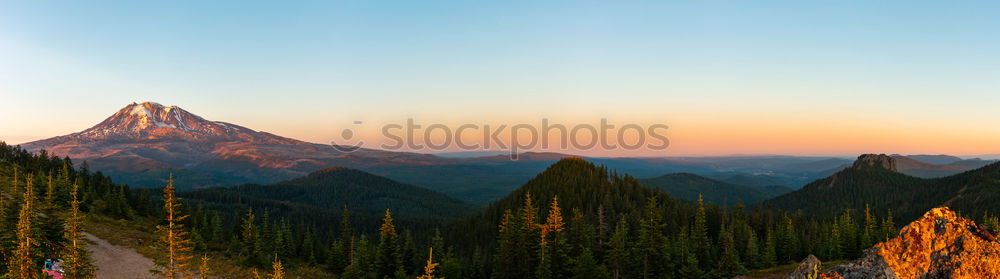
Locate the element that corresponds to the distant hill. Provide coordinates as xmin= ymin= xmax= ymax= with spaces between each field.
xmin=816 ymin=154 xmax=996 ymax=179
xmin=640 ymin=173 xmax=791 ymax=205
xmin=903 ymin=154 xmax=963 ymax=165
xmin=709 ymin=173 xmax=793 ymax=187
xmin=181 ymin=167 xmax=478 ymax=220
xmin=765 ymin=154 xmax=1000 ymax=221
xmin=447 ymin=158 xmax=685 ymax=253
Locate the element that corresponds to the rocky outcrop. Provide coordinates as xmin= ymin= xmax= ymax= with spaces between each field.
xmin=800 ymin=207 xmax=1000 ymax=279
xmin=852 ymin=154 xmax=898 ymax=172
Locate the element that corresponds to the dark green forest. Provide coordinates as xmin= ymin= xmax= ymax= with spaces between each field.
xmin=5 ymin=141 xmax=1000 ymax=278
xmin=639 ymin=173 xmax=792 ymax=205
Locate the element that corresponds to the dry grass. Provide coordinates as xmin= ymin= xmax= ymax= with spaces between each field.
xmin=84 ymin=215 xmax=335 ymax=279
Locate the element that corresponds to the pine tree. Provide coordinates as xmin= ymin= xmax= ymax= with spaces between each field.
xmin=158 ymin=175 xmax=193 ymax=279
xmin=494 ymin=209 xmax=517 ymax=279
xmin=828 ymin=221 xmax=843 ymax=260
xmin=537 ymin=197 xmax=569 ymax=279
xmin=569 ymin=248 xmax=611 ymax=279
xmin=270 ymin=256 xmax=284 ymax=279
xmin=715 ymin=224 xmax=746 ymax=277
xmin=8 ymin=174 xmax=37 ymax=279
xmin=376 ymin=208 xmax=401 ymax=278
xmin=438 ymin=247 xmax=464 ymax=279
xmin=637 ymin=197 xmax=666 ymax=279
xmin=863 ymin=204 xmax=877 ymax=248
xmin=516 ymin=193 xmax=539 ymax=279
xmin=882 ymin=209 xmax=896 ymax=241
xmin=778 ymin=214 xmax=798 ymax=263
xmin=606 ymin=218 xmax=628 ymax=279
xmin=400 ymin=229 xmax=417 ymax=274
xmin=62 ymin=183 xmax=96 ymax=279
xmin=199 ymin=255 xmax=210 ymax=279
xmin=676 ymin=229 xmax=702 ymax=279
xmin=39 ymin=173 xmax=64 ymax=263
xmin=744 ymin=229 xmax=760 ymax=270
xmin=418 ymin=247 xmax=441 ymax=279
xmin=761 ymin=228 xmax=777 ymax=268
xmin=240 ymin=208 xmax=262 ymax=266
xmin=335 ymin=207 xmax=353 ymax=274
xmin=692 ymin=194 xmax=711 ymax=269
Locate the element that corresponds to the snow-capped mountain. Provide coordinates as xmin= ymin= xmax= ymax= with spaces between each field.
xmin=21 ymin=102 xmax=444 ymax=188
xmin=38 ymin=102 xmax=302 ymax=144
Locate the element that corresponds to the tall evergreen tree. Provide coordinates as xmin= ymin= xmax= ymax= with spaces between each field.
xmin=743 ymin=228 xmax=760 ymax=270
xmin=605 ymin=218 xmax=628 ymax=279
xmin=62 ymin=183 xmax=96 ymax=279
xmin=637 ymin=197 xmax=667 ymax=279
xmin=537 ymin=197 xmax=569 ymax=279
xmin=158 ymin=175 xmax=193 ymax=279
xmin=376 ymin=208 xmax=401 ymax=278
xmin=333 ymin=207 xmax=353 ymax=274
xmin=761 ymin=228 xmax=777 ymax=268
xmin=7 ymin=174 xmax=37 ymax=279
xmin=569 ymin=248 xmax=611 ymax=279
xmin=417 ymin=247 xmax=441 ymax=279
xmin=714 ymin=224 xmax=746 ymax=278
xmin=494 ymin=209 xmax=517 ymax=279
xmin=692 ymin=194 xmax=711 ymax=269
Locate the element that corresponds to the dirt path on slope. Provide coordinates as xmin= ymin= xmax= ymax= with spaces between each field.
xmin=84 ymin=232 xmax=160 ymax=279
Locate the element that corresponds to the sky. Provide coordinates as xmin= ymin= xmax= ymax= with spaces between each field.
xmin=1 ymin=1 xmax=999 ymax=157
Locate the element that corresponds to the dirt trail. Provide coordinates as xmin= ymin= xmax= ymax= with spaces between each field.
xmin=84 ymin=232 xmax=160 ymax=279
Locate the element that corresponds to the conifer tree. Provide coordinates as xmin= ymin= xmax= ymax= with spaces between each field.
xmin=417 ymin=247 xmax=441 ymax=279
xmin=606 ymin=218 xmax=628 ymax=279
xmin=8 ymin=174 xmax=37 ymax=279
xmin=199 ymin=255 xmax=210 ymax=279
xmin=761 ymin=228 xmax=777 ymax=268
xmin=863 ymin=204 xmax=877 ymax=247
xmin=692 ymin=194 xmax=711 ymax=269
xmin=240 ymin=208 xmax=262 ymax=266
xmin=828 ymin=221 xmax=843 ymax=260
xmin=569 ymin=248 xmax=611 ymax=279
xmin=494 ymin=209 xmax=518 ymax=279
xmin=882 ymin=209 xmax=896 ymax=241
xmin=332 ymin=207 xmax=352 ymax=274
xmin=677 ymin=228 xmax=702 ymax=279
xmin=537 ymin=197 xmax=569 ymax=279
xmin=637 ymin=197 xmax=666 ymax=279
xmin=778 ymin=214 xmax=798 ymax=263
xmin=715 ymin=224 xmax=746 ymax=277
xmin=595 ymin=205 xmax=609 ymax=256
xmin=400 ymin=229 xmax=417 ymax=274
xmin=62 ymin=183 xmax=96 ymax=279
xmin=376 ymin=208 xmax=401 ymax=278
xmin=270 ymin=256 xmax=284 ymax=279
xmin=158 ymin=175 xmax=193 ymax=279
xmin=516 ymin=193 xmax=539 ymax=279
xmin=744 ymin=229 xmax=760 ymax=270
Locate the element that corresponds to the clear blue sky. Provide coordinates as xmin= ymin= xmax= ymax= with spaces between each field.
xmin=1 ymin=1 xmax=998 ymax=156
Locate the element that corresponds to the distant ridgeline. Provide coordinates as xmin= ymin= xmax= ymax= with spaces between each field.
xmin=765 ymin=154 xmax=1000 ymax=222
xmin=6 ymin=141 xmax=1000 ymax=278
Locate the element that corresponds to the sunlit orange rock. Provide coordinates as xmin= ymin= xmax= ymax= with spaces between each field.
xmin=814 ymin=206 xmax=1000 ymax=279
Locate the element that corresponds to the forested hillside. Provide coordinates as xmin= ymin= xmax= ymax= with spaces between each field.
xmin=640 ymin=173 xmax=792 ymax=205
xmin=6 ymin=143 xmax=985 ymax=279
xmin=766 ymin=154 xmax=1000 ymax=222
xmin=182 ymin=166 xmax=477 ymax=220
xmin=442 ymin=158 xmax=905 ymax=279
